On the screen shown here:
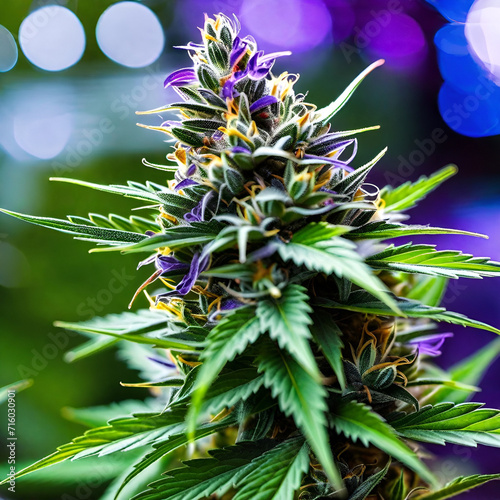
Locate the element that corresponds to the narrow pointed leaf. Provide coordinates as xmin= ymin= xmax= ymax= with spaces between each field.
xmin=257 ymin=343 xmax=342 ymax=490
xmin=380 ymin=165 xmax=458 ymax=213
xmin=332 ymin=401 xmax=436 ymax=487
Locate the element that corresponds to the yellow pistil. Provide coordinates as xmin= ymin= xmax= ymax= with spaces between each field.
xmin=298 ymin=111 xmax=310 ymax=128
xmin=207 ymin=296 xmax=223 ymax=313
xmin=264 ymin=228 xmax=280 ymax=238
xmin=174 ymin=147 xmax=187 ymax=165
xmin=218 ymin=126 xmax=253 ymax=145
xmin=177 ymin=355 xmax=202 ymax=367
xmin=214 ymin=15 xmax=221 ymax=30
xmin=248 ymin=121 xmax=259 ymax=137
xmin=136 ymin=123 xmax=171 ymax=136
xmin=158 ymin=277 xmax=177 ymax=290
xmin=160 ymin=207 xmax=178 ymax=224
xmin=154 ymin=298 xmax=185 ymax=321
xmin=210 ymin=407 xmax=233 ymax=422
xmin=270 ymin=72 xmax=288 ymax=96
xmin=280 ymin=74 xmax=299 ymax=100
xmin=253 ymin=260 xmax=275 ymax=282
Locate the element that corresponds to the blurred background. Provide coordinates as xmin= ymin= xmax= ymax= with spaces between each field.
xmin=1 ymin=0 xmax=500 ymax=498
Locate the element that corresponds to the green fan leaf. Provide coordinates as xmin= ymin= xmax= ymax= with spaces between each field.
xmin=114 ymin=413 xmax=239 ymax=498
xmin=257 ymin=284 xmax=319 ymax=377
xmin=257 ymin=342 xmax=342 ymax=490
xmin=310 ymin=310 xmax=346 ymax=389
xmin=349 ymin=458 xmax=391 ymax=500
xmin=131 ymin=439 xmax=295 ymax=500
xmin=392 ymin=402 xmax=500 ymax=447
xmin=56 ymin=309 xmax=201 ymax=355
xmin=427 ymin=337 xmax=500 ymax=404
xmin=0 ymin=407 xmax=235 ymax=484
xmin=91 ymin=222 xmax=221 ymax=253
xmin=0 ymin=209 xmax=146 ymax=245
xmin=415 ymin=474 xmax=500 ymax=500
xmin=347 ymin=221 xmax=486 ymax=240
xmin=316 ymin=290 xmax=500 ymax=335
xmin=380 ymin=165 xmax=457 ymax=213
xmin=278 ymin=222 xmax=400 ymax=314
xmin=188 ymin=306 xmax=262 ymax=432
xmin=232 ymin=437 xmax=310 ymax=500
xmin=405 ymin=276 xmax=448 ymax=307
xmin=367 ymin=243 xmax=500 ymax=279
xmin=332 ymin=401 xmax=436 ymax=487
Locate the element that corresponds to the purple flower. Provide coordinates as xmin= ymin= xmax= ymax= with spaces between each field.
xmin=174 ymin=178 xmax=198 ymax=191
xmin=229 ymin=36 xmax=250 ymax=68
xmin=184 ymin=201 xmax=203 ymax=222
xmin=408 ymin=332 xmax=453 ymax=357
xmin=164 ymin=68 xmax=197 ymax=88
xmin=221 ymin=49 xmax=291 ymax=99
xmin=158 ymin=252 xmax=209 ymax=297
xmin=147 ymin=356 xmax=177 ymax=369
xmin=155 ymin=255 xmax=189 ymax=274
xmin=208 ymin=298 xmax=243 ymax=321
xmin=249 ymin=95 xmax=279 ymax=114
xmin=302 ymin=154 xmax=354 ymax=172
xmin=232 ymin=146 xmax=252 ymax=154
xmin=246 ymin=50 xmax=291 ymax=80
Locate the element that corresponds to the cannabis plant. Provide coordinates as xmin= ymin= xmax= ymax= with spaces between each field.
xmin=4 ymin=13 xmax=500 ymax=500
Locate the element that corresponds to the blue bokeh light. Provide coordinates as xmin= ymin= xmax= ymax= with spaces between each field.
xmin=19 ymin=6 xmax=86 ymax=72
xmin=426 ymin=0 xmax=475 ymax=23
xmin=0 ymin=25 xmax=18 ymax=72
xmin=96 ymin=2 xmax=165 ymax=68
xmin=428 ymin=0 xmax=500 ymax=137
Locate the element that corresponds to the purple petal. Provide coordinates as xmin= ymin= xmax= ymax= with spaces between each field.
xmin=155 ymin=255 xmax=189 ymax=273
xmin=200 ymin=190 xmax=216 ymax=221
xmin=184 ymin=202 xmax=203 ymax=222
xmin=176 ymin=252 xmax=209 ymax=295
xmin=247 ymin=51 xmax=291 ymax=80
xmin=246 ymin=242 xmax=279 ymax=262
xmin=164 ymin=68 xmax=197 ymax=88
xmin=258 ymin=51 xmax=292 ymax=64
xmin=208 ymin=298 xmax=243 ymax=321
xmin=212 ymin=130 xmax=224 ymax=140
xmin=229 ymin=37 xmax=249 ymax=68
xmin=249 ymin=95 xmax=279 ymax=114
xmin=302 ymin=154 xmax=355 ymax=171
xmin=161 ymin=120 xmax=183 ymax=128
xmin=137 ymin=253 xmax=157 ymax=269
xmin=409 ymin=332 xmax=453 ymax=357
xmin=147 ymin=356 xmax=176 ymax=369
xmin=231 ymin=146 xmax=252 ymax=154
xmin=174 ymin=178 xmax=197 ymax=191
xmin=186 ymin=164 xmax=197 ymax=177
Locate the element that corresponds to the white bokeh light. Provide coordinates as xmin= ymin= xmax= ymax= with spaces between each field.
xmin=19 ymin=6 xmax=86 ymax=71
xmin=465 ymin=0 xmax=500 ymax=81
xmin=13 ymin=102 xmax=73 ymax=160
xmin=0 ymin=25 xmax=18 ymax=72
xmin=96 ymin=2 xmax=165 ymax=68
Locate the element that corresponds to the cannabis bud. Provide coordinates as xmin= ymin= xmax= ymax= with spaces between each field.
xmin=3 ymin=13 xmax=500 ymax=500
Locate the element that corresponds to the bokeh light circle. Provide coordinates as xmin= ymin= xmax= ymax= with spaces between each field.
xmin=14 ymin=104 xmax=73 ymax=159
xmin=465 ymin=0 xmax=500 ymax=82
xmin=438 ymin=81 xmax=500 ymax=137
xmin=0 ymin=25 xmax=18 ymax=72
xmin=96 ymin=2 xmax=165 ymax=68
xmin=426 ymin=0 xmax=475 ymax=22
xmin=240 ymin=0 xmax=332 ymax=52
xmin=366 ymin=13 xmax=427 ymax=68
xmin=19 ymin=6 xmax=85 ymax=71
